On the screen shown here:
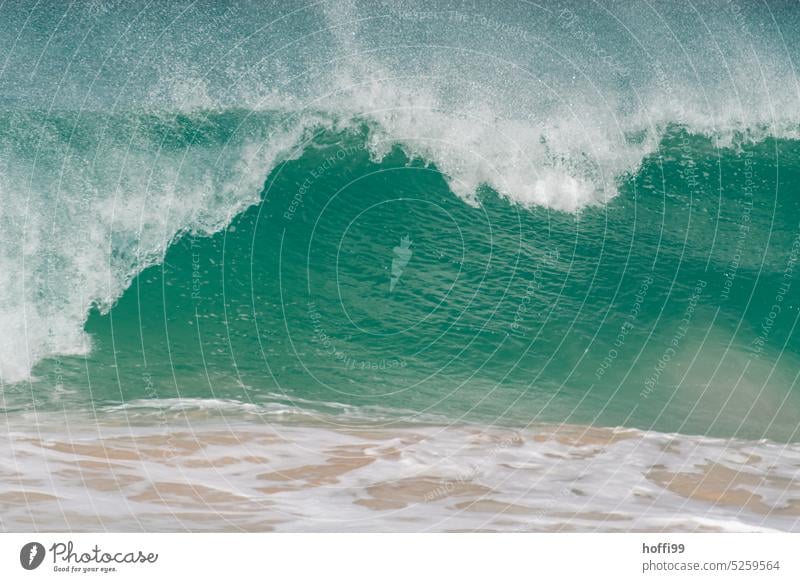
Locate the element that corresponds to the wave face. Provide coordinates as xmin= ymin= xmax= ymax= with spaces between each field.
xmin=1 ymin=1 xmax=800 ymax=442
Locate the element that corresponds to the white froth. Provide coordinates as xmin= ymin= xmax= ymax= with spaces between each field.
xmin=1 ymin=410 xmax=798 ymax=532
xmin=0 ymin=113 xmax=311 ymax=384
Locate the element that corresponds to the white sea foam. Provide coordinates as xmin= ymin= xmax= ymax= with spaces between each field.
xmin=1 ymin=410 xmax=798 ymax=532
xmin=0 ymin=112 xmax=314 ymax=384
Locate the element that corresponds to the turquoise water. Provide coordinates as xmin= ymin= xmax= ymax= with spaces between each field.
xmin=2 ymin=1 xmax=800 ymax=443
xmin=7 ymin=119 xmax=799 ymax=442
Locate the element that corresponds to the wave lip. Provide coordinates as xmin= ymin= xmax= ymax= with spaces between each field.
xmin=0 ymin=110 xmax=312 ymax=384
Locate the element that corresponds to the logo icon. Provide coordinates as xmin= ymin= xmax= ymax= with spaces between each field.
xmin=20 ymin=542 xmax=46 ymax=570
xmin=390 ymin=236 xmax=413 ymax=292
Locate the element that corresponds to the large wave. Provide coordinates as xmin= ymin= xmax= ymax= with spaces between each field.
xmin=0 ymin=0 xmax=799 ymax=383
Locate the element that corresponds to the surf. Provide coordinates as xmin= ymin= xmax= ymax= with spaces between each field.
xmin=1 ymin=0 xmax=799 ymax=445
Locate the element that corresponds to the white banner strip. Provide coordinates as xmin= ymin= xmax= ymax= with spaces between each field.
xmin=1 ymin=533 xmax=797 ymax=581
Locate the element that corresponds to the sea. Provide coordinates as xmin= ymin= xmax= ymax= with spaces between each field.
xmin=1 ymin=0 xmax=799 ymax=532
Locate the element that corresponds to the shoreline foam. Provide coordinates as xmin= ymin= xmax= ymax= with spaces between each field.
xmin=2 ymin=410 xmax=798 ymax=532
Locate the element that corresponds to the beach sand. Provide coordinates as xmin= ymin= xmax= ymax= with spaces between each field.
xmin=2 ymin=410 xmax=798 ymax=532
